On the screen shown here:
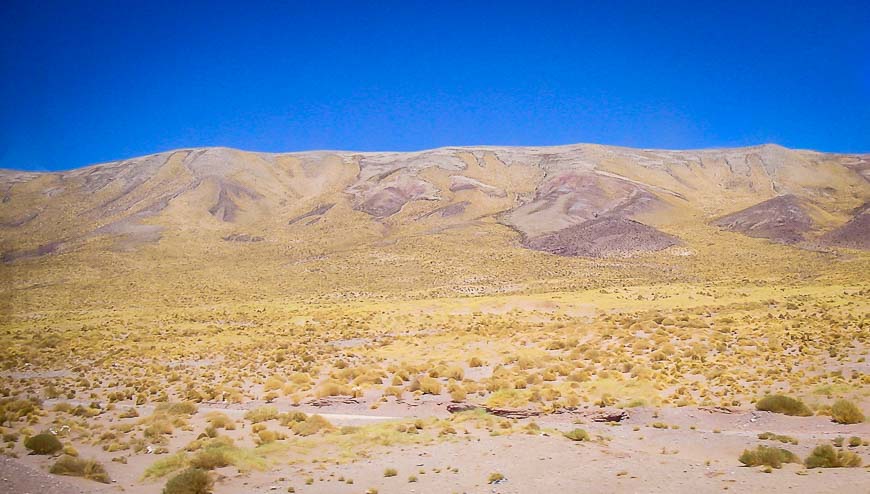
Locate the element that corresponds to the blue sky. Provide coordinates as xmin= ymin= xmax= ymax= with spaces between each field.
xmin=1 ymin=1 xmax=868 ymax=171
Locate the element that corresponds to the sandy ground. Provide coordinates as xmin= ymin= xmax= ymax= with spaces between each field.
xmin=0 ymin=456 xmax=85 ymax=494
xmin=3 ymin=401 xmax=868 ymax=494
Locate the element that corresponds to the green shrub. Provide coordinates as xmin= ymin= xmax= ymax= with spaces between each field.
xmin=25 ymin=433 xmax=62 ymax=454
xmin=163 ymin=468 xmax=213 ymax=494
xmin=847 ymin=436 xmax=862 ymax=447
xmin=50 ymin=456 xmax=110 ymax=483
xmin=738 ymin=445 xmax=800 ymax=469
xmin=383 ymin=468 xmax=397 ymax=477
xmin=189 ymin=448 xmax=230 ymax=470
xmin=143 ymin=452 xmax=188 ymax=478
xmin=755 ymin=395 xmax=811 ymax=416
xmin=830 ymin=399 xmax=864 ymax=424
xmin=805 ymin=445 xmax=862 ymax=468
xmin=564 ymin=428 xmax=590 ymax=441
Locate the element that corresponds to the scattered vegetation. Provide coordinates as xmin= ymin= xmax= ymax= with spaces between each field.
xmin=24 ymin=433 xmax=62 ymax=454
xmin=757 ymin=432 xmax=798 ymax=445
xmin=50 ymin=456 xmax=110 ymax=483
xmin=738 ymin=445 xmax=800 ymax=469
xmin=163 ymin=468 xmax=213 ymax=494
xmin=755 ymin=395 xmax=811 ymax=416
xmin=488 ymin=472 xmax=505 ymax=483
xmin=830 ymin=399 xmax=865 ymax=424
xmin=564 ymin=428 xmax=590 ymax=441
xmin=804 ymin=445 xmax=862 ymax=468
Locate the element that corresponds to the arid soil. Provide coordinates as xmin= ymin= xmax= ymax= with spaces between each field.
xmin=2 ymin=399 xmax=868 ymax=494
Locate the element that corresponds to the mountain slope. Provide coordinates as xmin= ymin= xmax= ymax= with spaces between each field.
xmin=1 ymin=143 xmax=868 ymax=308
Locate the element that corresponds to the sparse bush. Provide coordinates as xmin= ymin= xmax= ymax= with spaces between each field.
xmin=50 ymin=456 xmax=110 ymax=483
xmin=291 ymin=414 xmax=334 ymax=436
xmin=383 ymin=467 xmax=397 ymax=477
xmin=410 ymin=377 xmax=441 ymax=395
xmin=244 ymin=406 xmax=278 ymax=424
xmin=143 ymin=452 xmax=188 ymax=478
xmin=25 ymin=433 xmax=62 ymax=454
xmin=847 ymin=436 xmax=862 ymax=447
xmin=757 ymin=432 xmax=798 ymax=444
xmin=155 ymin=402 xmax=198 ymax=415
xmin=278 ymin=411 xmax=308 ymax=426
xmin=564 ymin=428 xmax=590 ymax=441
xmin=738 ymin=445 xmax=800 ymax=469
xmin=805 ymin=445 xmax=862 ymax=468
xmin=189 ymin=447 xmax=230 ymax=470
xmin=256 ymin=429 xmax=282 ymax=445
xmin=488 ymin=472 xmax=505 ymax=483
xmin=205 ymin=412 xmax=236 ymax=430
xmin=755 ymin=395 xmax=811 ymax=416
xmin=163 ymin=468 xmax=213 ymax=494
xmin=830 ymin=399 xmax=864 ymax=424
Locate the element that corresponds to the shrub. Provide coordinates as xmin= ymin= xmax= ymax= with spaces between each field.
xmin=143 ymin=452 xmax=188 ymax=478
xmin=847 ymin=436 xmax=862 ymax=447
xmin=488 ymin=472 xmax=505 ymax=483
xmin=205 ymin=412 xmax=236 ymax=430
xmin=738 ymin=445 xmax=800 ymax=469
xmin=25 ymin=433 xmax=62 ymax=454
xmin=155 ymin=402 xmax=198 ymax=415
xmin=564 ymin=429 xmax=590 ymax=441
xmin=244 ymin=406 xmax=278 ymax=424
xmin=255 ymin=429 xmax=281 ymax=445
xmin=278 ymin=411 xmax=308 ymax=426
xmin=410 ymin=377 xmax=441 ymax=395
xmin=163 ymin=468 xmax=213 ymax=494
xmin=757 ymin=432 xmax=798 ymax=444
xmin=291 ymin=414 xmax=334 ymax=436
xmin=450 ymin=388 xmax=467 ymax=402
xmin=755 ymin=395 xmax=811 ymax=416
xmin=805 ymin=445 xmax=862 ymax=468
xmin=383 ymin=468 xmax=397 ymax=477
xmin=830 ymin=399 xmax=864 ymax=424
xmin=50 ymin=456 xmax=110 ymax=483
xmin=189 ymin=448 xmax=230 ymax=470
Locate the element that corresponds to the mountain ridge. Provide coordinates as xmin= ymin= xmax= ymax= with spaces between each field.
xmin=1 ymin=142 xmax=868 ymax=269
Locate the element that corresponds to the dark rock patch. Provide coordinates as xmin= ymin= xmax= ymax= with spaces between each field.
xmin=820 ymin=202 xmax=869 ymax=250
xmin=524 ymin=216 xmax=680 ymax=257
xmin=288 ymin=203 xmax=334 ymax=225
xmin=2 ymin=241 xmax=64 ymax=263
xmin=208 ymin=181 xmax=263 ymax=222
xmin=222 ymin=233 xmax=264 ymax=242
xmin=0 ymin=211 xmax=39 ymax=228
xmin=711 ymin=194 xmax=814 ymax=244
xmin=420 ymin=201 xmax=470 ymax=219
